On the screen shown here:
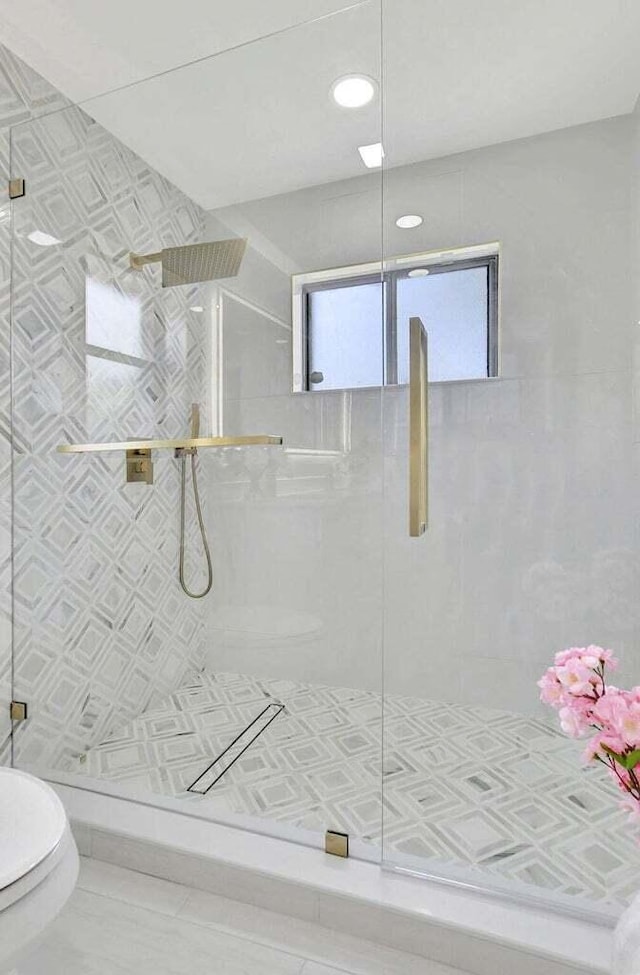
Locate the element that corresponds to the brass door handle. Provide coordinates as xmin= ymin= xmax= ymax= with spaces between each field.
xmin=409 ymin=317 xmax=428 ymax=537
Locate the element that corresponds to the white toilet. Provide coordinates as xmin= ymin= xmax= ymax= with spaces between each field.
xmin=0 ymin=768 xmax=78 ymax=973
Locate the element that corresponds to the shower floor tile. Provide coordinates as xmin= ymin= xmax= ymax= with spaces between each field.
xmin=69 ymin=670 xmax=639 ymax=909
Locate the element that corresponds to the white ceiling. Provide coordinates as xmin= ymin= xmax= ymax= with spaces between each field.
xmin=0 ymin=0 xmax=352 ymax=100
xmin=1 ymin=0 xmax=640 ymax=209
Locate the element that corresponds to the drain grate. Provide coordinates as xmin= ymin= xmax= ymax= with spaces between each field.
xmin=186 ymin=702 xmax=285 ymax=794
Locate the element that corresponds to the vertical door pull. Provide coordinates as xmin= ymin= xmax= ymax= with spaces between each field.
xmin=409 ymin=316 xmax=428 ymax=536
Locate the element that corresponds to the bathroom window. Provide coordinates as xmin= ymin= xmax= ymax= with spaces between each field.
xmin=292 ymin=245 xmax=499 ymax=391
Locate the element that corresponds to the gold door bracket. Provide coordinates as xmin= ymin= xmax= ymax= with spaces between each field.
xmin=10 ymin=701 xmax=28 ymax=721
xmin=126 ymin=448 xmax=153 ymax=484
xmin=8 ymin=178 xmax=25 ymax=199
xmin=325 ymin=830 xmax=349 ymax=858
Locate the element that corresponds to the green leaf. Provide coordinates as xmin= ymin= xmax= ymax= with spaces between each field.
xmin=602 ymin=744 xmax=627 ymax=765
xmin=601 ymin=745 xmax=640 ymax=769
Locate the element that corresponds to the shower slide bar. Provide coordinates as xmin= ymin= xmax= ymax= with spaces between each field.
xmin=409 ymin=316 xmax=428 ymax=537
xmin=186 ymin=702 xmax=285 ymax=794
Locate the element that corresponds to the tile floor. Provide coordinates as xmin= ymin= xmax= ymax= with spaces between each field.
xmin=16 ymin=857 xmax=463 ymax=975
xmin=67 ymin=670 xmax=639 ymax=908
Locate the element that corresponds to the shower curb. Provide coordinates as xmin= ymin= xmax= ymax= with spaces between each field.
xmin=55 ymin=783 xmax=611 ymax=975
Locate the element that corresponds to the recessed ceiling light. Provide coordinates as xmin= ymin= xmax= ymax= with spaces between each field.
xmin=27 ymin=230 xmax=62 ymax=246
xmin=358 ymin=142 xmax=384 ymax=169
xmin=189 ymin=305 xmax=204 ymax=313
xmin=396 ymin=214 xmax=423 ymax=229
xmin=408 ymin=268 xmax=430 ymax=278
xmin=331 ymin=75 xmax=376 ymax=108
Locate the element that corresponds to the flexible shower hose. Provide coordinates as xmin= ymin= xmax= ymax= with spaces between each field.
xmin=179 ymin=451 xmax=213 ymax=598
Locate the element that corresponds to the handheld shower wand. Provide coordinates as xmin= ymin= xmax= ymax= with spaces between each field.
xmin=176 ymin=404 xmax=213 ymax=598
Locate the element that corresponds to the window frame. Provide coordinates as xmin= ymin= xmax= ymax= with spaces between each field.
xmin=291 ymin=243 xmax=499 ymax=392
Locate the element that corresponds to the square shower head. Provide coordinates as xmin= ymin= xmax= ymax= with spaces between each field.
xmin=160 ymin=238 xmax=248 ymax=287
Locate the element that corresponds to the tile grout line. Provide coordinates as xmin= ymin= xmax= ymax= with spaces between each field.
xmin=77 ymin=862 xmax=435 ymax=975
xmin=72 ymin=884 xmax=326 ymax=972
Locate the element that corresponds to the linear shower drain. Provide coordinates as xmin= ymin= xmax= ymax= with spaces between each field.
xmin=186 ymin=702 xmax=285 ymax=794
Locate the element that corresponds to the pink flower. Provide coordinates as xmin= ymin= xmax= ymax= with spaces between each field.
xmin=582 ymin=734 xmax=603 ymax=763
xmin=553 ymin=645 xmax=618 ymax=671
xmin=618 ymin=702 xmax=640 ymax=749
xmin=592 ymin=690 xmax=640 ymax=749
xmin=556 ymin=659 xmax=595 ymax=697
xmin=597 ymin=647 xmax=619 ymax=669
xmin=541 ymin=646 xmax=640 ymax=837
xmin=537 ymin=669 xmax=564 ymax=706
xmin=582 ymin=732 xmax=627 ymax=764
xmin=554 ymin=647 xmax=585 ymax=666
xmin=559 ymin=705 xmax=589 ymax=738
xmin=593 ymin=688 xmax=626 ymax=726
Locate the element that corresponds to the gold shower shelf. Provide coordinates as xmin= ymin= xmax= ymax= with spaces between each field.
xmin=57 ymin=435 xmax=283 ymax=454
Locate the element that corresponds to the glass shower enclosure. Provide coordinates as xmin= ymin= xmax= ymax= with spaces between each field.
xmin=9 ymin=2 xmax=386 ymax=859
xmin=5 ymin=0 xmax=640 ymax=926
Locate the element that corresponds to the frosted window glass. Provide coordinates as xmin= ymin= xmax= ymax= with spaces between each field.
xmin=396 ymin=267 xmax=488 ymax=383
xmin=307 ymin=282 xmax=383 ymax=390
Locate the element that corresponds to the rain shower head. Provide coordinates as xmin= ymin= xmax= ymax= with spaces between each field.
xmin=129 ymin=238 xmax=248 ymax=287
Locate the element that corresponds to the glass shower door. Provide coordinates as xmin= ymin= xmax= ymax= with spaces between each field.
xmin=9 ymin=3 xmax=387 ymax=860
xmin=380 ymin=2 xmax=640 ymax=919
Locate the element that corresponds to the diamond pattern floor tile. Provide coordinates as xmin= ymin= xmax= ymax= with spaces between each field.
xmin=67 ymin=668 xmax=640 ymax=908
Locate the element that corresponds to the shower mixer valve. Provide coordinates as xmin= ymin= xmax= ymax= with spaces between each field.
xmin=126 ymin=448 xmax=153 ymax=484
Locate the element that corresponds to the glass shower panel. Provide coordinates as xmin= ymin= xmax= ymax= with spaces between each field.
xmin=0 ymin=157 xmax=15 ymax=768
xmin=10 ymin=4 xmax=385 ymax=856
xmin=381 ymin=2 xmax=640 ymax=918
xmin=9 ymin=102 xmax=210 ymax=773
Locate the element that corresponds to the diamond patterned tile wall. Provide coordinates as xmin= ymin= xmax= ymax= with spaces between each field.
xmin=69 ymin=668 xmax=639 ymax=909
xmin=0 ymin=44 xmax=209 ymax=766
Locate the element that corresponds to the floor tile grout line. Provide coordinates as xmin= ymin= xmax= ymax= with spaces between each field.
xmin=77 ymin=869 xmax=428 ymax=975
xmin=76 ymin=859 xmax=193 ymax=918
xmin=72 ymin=858 xmax=472 ymax=975
xmin=172 ymin=888 xmax=443 ymax=975
xmin=73 ymin=884 xmax=327 ymax=971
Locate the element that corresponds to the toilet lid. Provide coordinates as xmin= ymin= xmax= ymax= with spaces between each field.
xmin=0 ymin=768 xmax=68 ymax=890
